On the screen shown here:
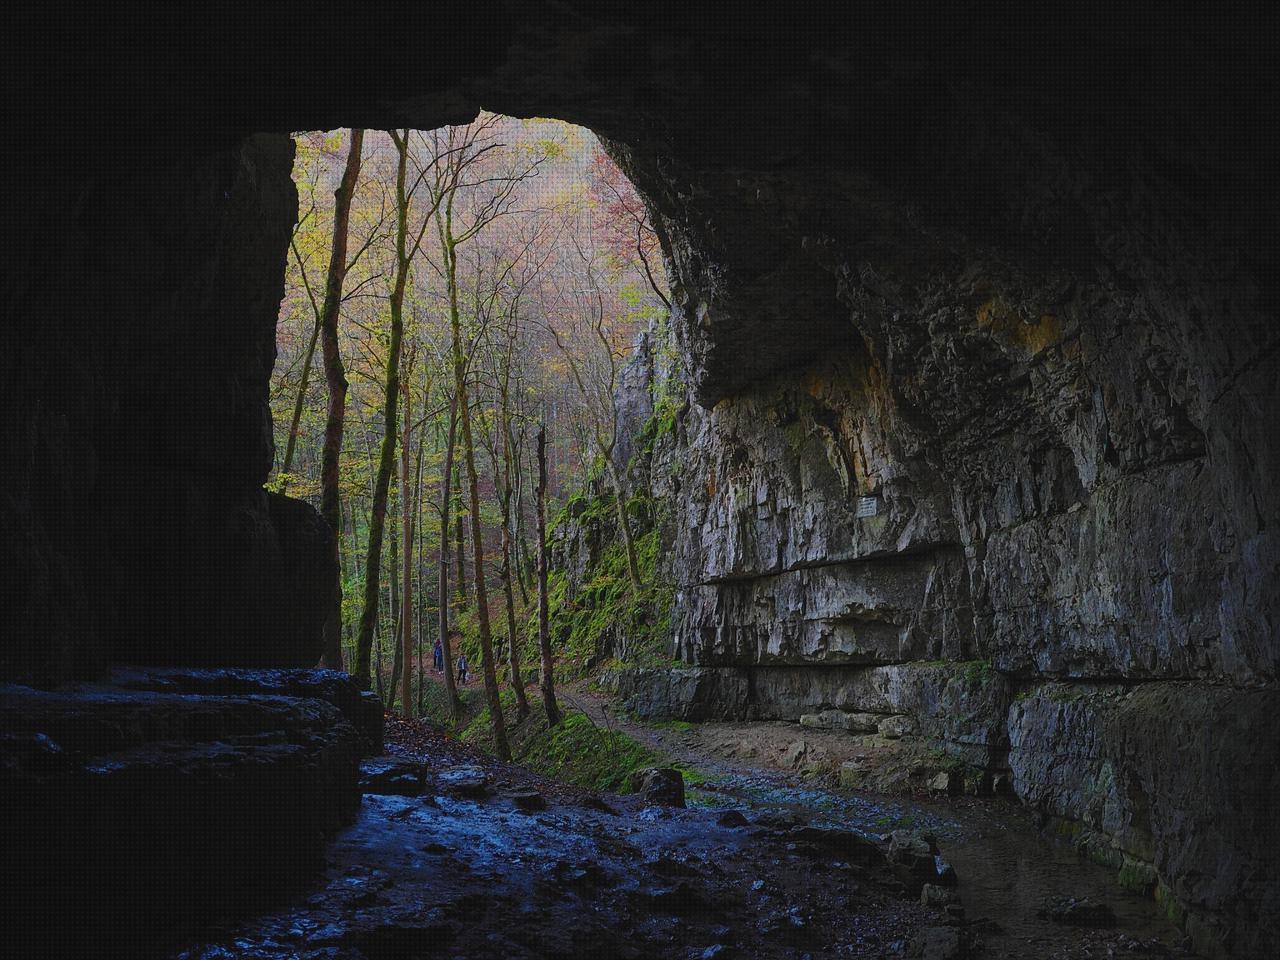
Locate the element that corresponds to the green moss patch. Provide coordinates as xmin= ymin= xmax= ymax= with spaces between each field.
xmin=539 ymin=522 xmax=674 ymax=679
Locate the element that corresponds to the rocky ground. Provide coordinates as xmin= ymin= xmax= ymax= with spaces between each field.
xmin=568 ymin=685 xmax=1198 ymax=960
xmin=174 ymin=715 xmax=951 ymax=959
xmin=170 ymin=688 xmax=1197 ymax=960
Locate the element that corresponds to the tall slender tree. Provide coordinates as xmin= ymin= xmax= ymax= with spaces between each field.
xmin=438 ymin=200 xmax=509 ymax=758
xmin=536 ymin=425 xmax=561 ymax=725
xmin=544 ymin=236 xmax=642 ymax=588
xmin=428 ymin=116 xmax=545 ymax=757
xmin=398 ymin=341 xmax=421 ymax=716
xmin=318 ymin=129 xmax=365 ymax=670
xmin=436 ymin=393 xmax=461 ymax=720
xmin=355 ymin=130 xmax=442 ymax=687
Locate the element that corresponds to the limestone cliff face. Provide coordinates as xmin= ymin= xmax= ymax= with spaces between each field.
xmin=622 ymin=144 xmax=1275 ymax=690
xmin=598 ymin=78 xmax=1279 ymax=955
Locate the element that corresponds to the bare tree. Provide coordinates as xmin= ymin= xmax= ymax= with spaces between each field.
xmin=317 ymin=129 xmax=365 ymax=670
xmin=435 ymin=391 xmax=462 ymax=719
xmin=536 ymin=424 xmax=561 ymax=725
xmin=544 ymin=235 xmax=642 ymax=588
xmin=429 ymin=114 xmax=548 ymax=757
xmin=354 ymin=130 xmax=443 ymax=688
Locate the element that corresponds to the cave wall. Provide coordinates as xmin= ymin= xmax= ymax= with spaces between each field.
xmin=1 ymin=5 xmax=1276 ymax=955
xmin=0 ymin=131 xmax=333 ymax=680
xmin=608 ymin=78 xmax=1279 ymax=952
xmin=605 ymin=62 xmax=1279 ymax=958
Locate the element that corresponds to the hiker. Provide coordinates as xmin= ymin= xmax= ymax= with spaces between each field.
xmin=432 ymin=637 xmax=443 ymax=673
xmin=456 ymin=652 xmax=469 ymax=686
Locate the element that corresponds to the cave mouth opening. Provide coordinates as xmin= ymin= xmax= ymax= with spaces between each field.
xmin=269 ymin=113 xmax=672 ymax=706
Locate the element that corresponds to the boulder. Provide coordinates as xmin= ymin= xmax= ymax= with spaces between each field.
xmin=788 ymin=825 xmax=885 ymax=867
xmin=582 ymin=794 xmax=618 ymax=815
xmin=888 ymin=830 xmax=939 ymax=889
xmin=845 ymin=713 xmax=883 ymax=733
xmin=838 ymin=758 xmax=869 ymax=788
xmin=927 ymin=771 xmax=962 ymax=796
xmin=921 ymin=884 xmax=961 ymax=909
xmin=552 ymin=858 xmax=614 ymax=889
xmin=933 ymin=855 xmax=958 ymax=887
xmin=782 ymin=741 xmax=808 ymax=767
xmin=504 ymin=788 xmax=547 ymax=812
xmin=878 ymin=715 xmax=918 ymax=739
xmin=800 ymin=709 xmax=882 ymax=732
xmin=716 ymin=809 xmax=749 ymax=828
xmin=437 ymin=766 xmax=490 ymax=799
xmin=629 ymin=767 xmax=685 ymax=807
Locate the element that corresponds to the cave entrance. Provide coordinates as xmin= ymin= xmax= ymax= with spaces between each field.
xmin=269 ymin=114 xmax=671 ymax=710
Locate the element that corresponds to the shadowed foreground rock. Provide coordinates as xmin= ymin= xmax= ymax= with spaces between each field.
xmin=171 ymin=717 xmax=959 ymax=960
xmin=0 ymin=671 xmax=370 ymax=954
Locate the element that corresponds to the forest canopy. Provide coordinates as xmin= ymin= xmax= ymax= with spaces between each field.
xmin=268 ymin=115 xmax=670 ymax=750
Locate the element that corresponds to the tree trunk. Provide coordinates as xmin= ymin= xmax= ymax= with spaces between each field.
xmin=453 ymin=469 xmax=467 ymax=608
xmin=446 ymin=233 xmax=509 ymax=760
xmin=354 ymin=131 xmax=409 ymax=688
xmin=318 ymin=128 xmax=364 ymax=671
xmin=399 ymin=377 xmax=416 ymax=717
xmin=437 ymin=396 xmax=461 ymax=722
xmin=494 ymin=391 xmax=524 ymax=721
xmin=386 ymin=521 xmax=401 ymax=709
xmin=413 ymin=415 xmax=428 ymax=711
xmin=348 ymin=500 xmax=363 ymax=581
xmin=501 ymin=518 xmax=527 ymax=719
xmin=536 ymin=425 xmax=561 ymax=726
xmin=510 ymin=423 xmax=532 ymax=607
xmin=459 ymin=374 xmax=509 ymax=759
xmin=279 ymin=313 xmax=321 ymax=488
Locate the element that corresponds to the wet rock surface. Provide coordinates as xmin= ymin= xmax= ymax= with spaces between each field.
xmin=112 ymin=666 xmax=385 ymax=752
xmin=0 ymin=671 xmax=365 ymax=954
xmin=174 ymin=718 xmax=946 ymax=960
xmin=1008 ymin=682 xmax=1280 ymax=958
xmin=170 ymin=705 xmax=1205 ymax=960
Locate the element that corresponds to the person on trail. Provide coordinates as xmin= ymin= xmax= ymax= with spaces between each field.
xmin=433 ymin=637 xmax=443 ymax=673
xmin=456 ymin=653 xmax=469 ymax=686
